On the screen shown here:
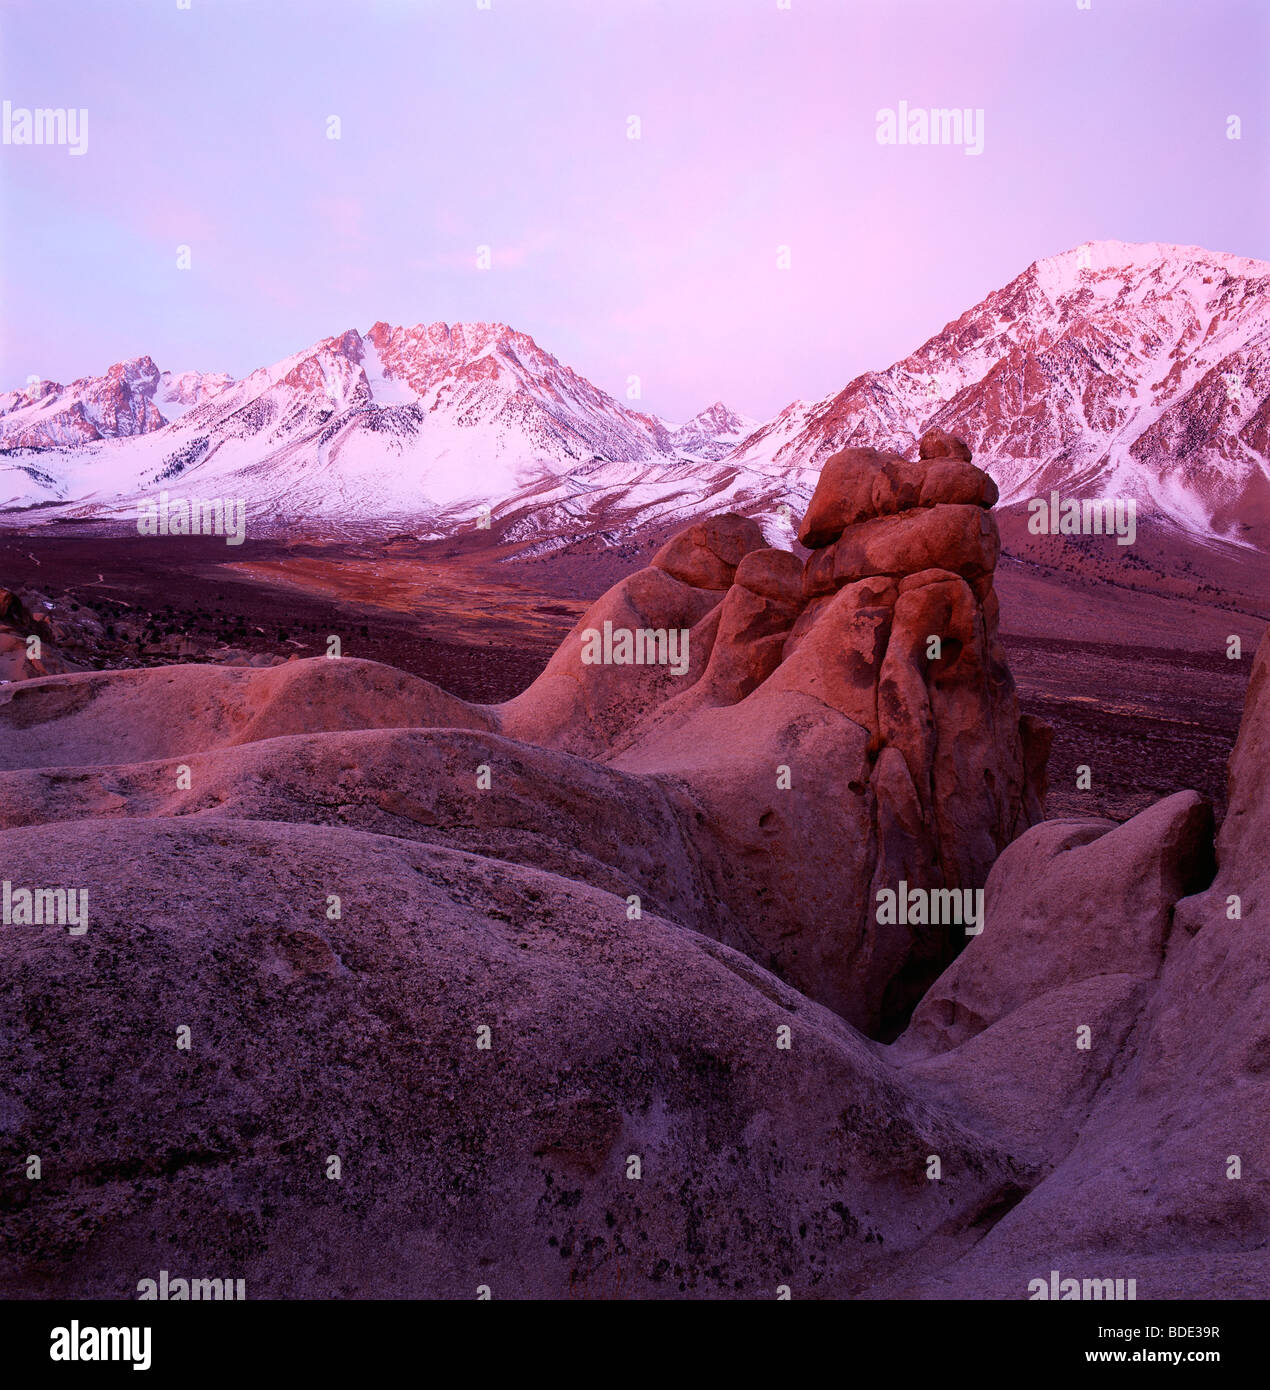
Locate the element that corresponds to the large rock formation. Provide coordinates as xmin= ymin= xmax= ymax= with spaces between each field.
xmin=1 ymin=441 xmax=1041 ymax=1040
xmin=0 ymin=816 xmax=1028 ymax=1300
xmin=499 ymin=438 xmax=1045 ymax=1035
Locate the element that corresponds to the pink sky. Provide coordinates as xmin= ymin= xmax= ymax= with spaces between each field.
xmin=1 ymin=0 xmax=1266 ymax=422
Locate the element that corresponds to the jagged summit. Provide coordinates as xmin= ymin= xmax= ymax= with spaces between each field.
xmin=732 ymin=240 xmax=1270 ymax=540
xmin=668 ymin=401 xmax=761 ymax=460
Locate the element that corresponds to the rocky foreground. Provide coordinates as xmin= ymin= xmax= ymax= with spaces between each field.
xmin=0 ymin=432 xmax=1265 ymax=1299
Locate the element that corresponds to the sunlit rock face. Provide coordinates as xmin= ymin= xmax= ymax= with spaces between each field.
xmin=502 ymin=434 xmax=1045 ymax=1037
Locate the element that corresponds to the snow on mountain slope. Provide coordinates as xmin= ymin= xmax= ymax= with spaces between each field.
xmin=0 ymin=358 xmax=236 ymax=451
xmin=2 ymin=243 xmax=1267 ymax=546
xmin=0 ymin=357 xmax=164 ymax=450
xmin=0 ymin=322 xmax=714 ymax=520
xmin=668 ymin=402 xmax=762 ymax=460
xmin=154 ymin=369 xmax=236 ymax=421
xmin=728 ymin=241 xmax=1270 ymax=543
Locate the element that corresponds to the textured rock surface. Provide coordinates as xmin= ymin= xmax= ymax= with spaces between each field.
xmin=0 ymin=657 xmax=491 ymax=771
xmin=650 ymin=513 xmax=768 ymax=589
xmin=798 ymin=444 xmax=995 ymax=547
xmin=918 ymin=427 xmax=974 ymax=463
xmin=882 ymin=630 xmax=1270 ymax=1298
xmin=0 ymin=588 xmax=80 ymax=682
xmin=0 ymin=817 xmax=1028 ymax=1299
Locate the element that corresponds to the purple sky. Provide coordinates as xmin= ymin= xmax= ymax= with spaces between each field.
xmin=1 ymin=0 xmax=1266 ymax=422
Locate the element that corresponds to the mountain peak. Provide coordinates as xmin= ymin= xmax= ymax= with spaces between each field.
xmin=5 ymin=241 xmax=1267 ymax=542
xmin=670 ymin=402 xmax=760 ymax=460
xmin=1026 ymin=240 xmax=1270 ymax=301
xmin=728 ymin=241 xmax=1270 ymax=542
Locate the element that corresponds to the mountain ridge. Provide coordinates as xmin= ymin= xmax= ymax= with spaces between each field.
xmin=731 ymin=240 xmax=1270 ymax=542
xmin=2 ymin=240 xmax=1267 ymax=546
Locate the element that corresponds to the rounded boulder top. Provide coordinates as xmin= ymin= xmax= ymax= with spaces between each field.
xmin=917 ymin=426 xmax=974 ymax=462
xmin=797 ymin=444 xmax=998 ymax=549
xmin=651 ymin=512 xmax=768 ymax=589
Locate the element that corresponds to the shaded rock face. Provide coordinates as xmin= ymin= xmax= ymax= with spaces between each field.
xmin=0 ymin=589 xmax=80 ymax=682
xmin=898 ymin=792 xmax=1216 ymax=1074
xmin=882 ymin=630 xmax=1270 ymax=1299
xmin=918 ymin=426 xmax=974 ymax=463
xmin=0 ymin=818 xmax=1028 ymax=1300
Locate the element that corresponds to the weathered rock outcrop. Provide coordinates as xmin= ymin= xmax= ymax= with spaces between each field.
xmin=881 ymin=628 xmax=1270 ymax=1299
xmin=0 ymin=656 xmax=490 ymax=771
xmin=499 ymin=436 xmax=1045 ymax=1034
xmin=0 ymin=817 xmax=1028 ymax=1299
xmin=0 ymin=588 xmax=79 ymax=682
xmin=797 ymin=445 xmax=996 ymax=547
xmin=1 ymin=439 xmax=1043 ymax=1043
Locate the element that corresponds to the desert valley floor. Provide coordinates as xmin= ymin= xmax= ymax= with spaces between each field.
xmin=1 ymin=521 xmax=1262 ymax=824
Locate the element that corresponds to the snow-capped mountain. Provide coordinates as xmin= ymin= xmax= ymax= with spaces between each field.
xmin=731 ymin=241 xmax=1270 ymax=542
xmin=0 ymin=357 xmax=233 ymax=450
xmin=154 ymin=369 xmax=236 ymax=421
xmin=668 ymin=402 xmax=761 ymax=461
xmin=0 ymin=323 xmax=747 ymax=524
xmin=2 ymin=242 xmax=1267 ymax=546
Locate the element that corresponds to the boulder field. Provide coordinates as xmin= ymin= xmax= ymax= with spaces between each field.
xmin=0 ymin=432 xmax=1264 ymax=1299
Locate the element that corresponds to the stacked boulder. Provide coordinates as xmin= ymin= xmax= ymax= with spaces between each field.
xmin=501 ymin=428 xmax=1049 ymax=1036
xmin=790 ymin=428 xmax=1048 ymax=919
